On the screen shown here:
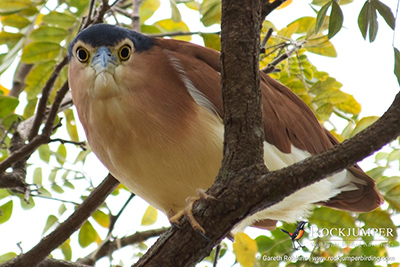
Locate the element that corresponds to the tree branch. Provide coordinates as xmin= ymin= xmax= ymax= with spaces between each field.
xmin=0 ymin=174 xmax=120 ymax=267
xmin=131 ymin=91 xmax=400 ymax=267
xmin=78 ymin=227 xmax=168 ymax=265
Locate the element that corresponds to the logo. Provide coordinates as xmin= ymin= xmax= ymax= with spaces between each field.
xmin=280 ymin=221 xmax=307 ymax=250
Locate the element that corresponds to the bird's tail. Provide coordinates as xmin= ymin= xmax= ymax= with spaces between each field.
xmin=280 ymin=229 xmax=291 ymax=236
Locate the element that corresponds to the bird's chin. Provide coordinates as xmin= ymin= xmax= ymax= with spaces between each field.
xmin=92 ymin=71 xmax=119 ymax=98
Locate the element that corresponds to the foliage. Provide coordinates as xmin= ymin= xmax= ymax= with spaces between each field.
xmin=0 ymin=0 xmax=399 ymax=266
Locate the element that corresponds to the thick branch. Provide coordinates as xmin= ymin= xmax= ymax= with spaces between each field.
xmin=132 ymin=92 xmax=400 ymax=267
xmin=220 ymin=0 xmax=264 ymax=172
xmin=1 ymin=175 xmax=119 ymax=267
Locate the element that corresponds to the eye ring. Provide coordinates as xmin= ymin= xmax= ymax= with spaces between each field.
xmin=118 ymin=45 xmax=131 ymax=61
xmin=76 ymin=47 xmax=89 ymax=62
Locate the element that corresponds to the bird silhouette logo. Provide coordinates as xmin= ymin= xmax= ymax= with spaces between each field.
xmin=280 ymin=221 xmax=307 ymax=250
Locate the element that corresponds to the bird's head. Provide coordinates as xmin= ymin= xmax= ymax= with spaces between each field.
xmin=68 ymin=24 xmax=154 ymax=99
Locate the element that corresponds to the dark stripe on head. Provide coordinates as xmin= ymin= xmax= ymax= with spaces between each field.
xmin=68 ymin=24 xmax=154 ymax=61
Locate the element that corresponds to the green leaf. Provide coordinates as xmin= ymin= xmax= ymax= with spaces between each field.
xmin=0 ymin=200 xmax=13 ymax=224
xmin=141 ymin=205 xmax=158 ymax=226
xmin=33 ymin=167 xmax=42 ymax=185
xmin=277 ymin=23 xmax=298 ymax=38
xmin=316 ymin=103 xmax=333 ymax=121
xmin=0 ymin=14 xmax=30 ymax=29
xmin=312 ymin=0 xmax=353 ymax=6
xmin=38 ymin=144 xmax=51 ymax=163
xmin=309 ymin=206 xmax=356 ymax=230
xmin=0 ymin=252 xmax=17 ymax=263
xmin=358 ymin=1 xmax=370 ymax=40
xmin=18 ymin=195 xmax=35 ymax=210
xmin=372 ymin=0 xmax=395 ymax=30
xmin=42 ymin=11 xmax=76 ymax=28
xmin=0 ymin=95 xmax=19 ymax=118
xmin=289 ymin=17 xmax=315 ymax=34
xmin=315 ymin=2 xmax=330 ymax=35
xmin=23 ymin=98 xmax=37 ymax=118
xmin=394 ymin=47 xmax=400 ymax=86
xmin=60 ymin=240 xmax=72 ymax=261
xmin=199 ymin=0 xmax=221 ymax=27
xmin=153 ymin=19 xmax=191 ymax=41
xmin=350 ymin=116 xmax=379 ymax=137
xmin=201 ymin=33 xmax=220 ymax=51
xmin=358 ymin=210 xmax=397 ymax=241
xmin=170 ymin=0 xmax=181 ymax=22
xmin=304 ymin=35 xmax=337 ymax=57
xmin=140 ymin=0 xmax=160 ymax=22
xmin=335 ymin=94 xmax=361 ymax=115
xmin=48 ymin=168 xmax=58 ymax=182
xmin=78 ymin=220 xmax=97 ymax=248
xmin=56 ymin=144 xmax=67 ymax=166
xmin=255 ymin=235 xmax=274 ymax=253
xmin=0 ymin=0 xmax=31 ymax=14
xmin=92 ymin=210 xmax=109 ymax=228
xmin=0 ymin=189 xmax=10 ymax=200
xmin=43 ymin=214 xmax=58 ymax=234
xmin=0 ymin=31 xmax=24 ymax=47
xmin=74 ymin=148 xmax=91 ymax=164
xmin=25 ymin=61 xmax=56 ymax=100
xmin=51 ymin=183 xmax=65 ymax=194
xmin=313 ymin=89 xmax=348 ymax=105
xmin=58 ymin=203 xmax=67 ymax=215
xmin=310 ymin=77 xmax=338 ymax=94
xmin=233 ymin=232 xmax=258 ymax=267
xmin=21 ymin=42 xmax=61 ymax=64
xmin=70 ymin=0 xmax=89 ymax=16
xmin=328 ymin=1 xmax=343 ymax=39
xmin=388 ymin=149 xmax=400 ymax=162
xmin=377 ymin=176 xmax=400 ymax=193
xmin=368 ymin=4 xmax=378 ymax=42
xmin=63 ymin=109 xmax=79 ymax=141
xmin=30 ymin=26 xmax=68 ymax=43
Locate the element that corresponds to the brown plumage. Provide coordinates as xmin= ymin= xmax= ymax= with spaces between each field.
xmin=68 ymin=24 xmax=382 ymax=231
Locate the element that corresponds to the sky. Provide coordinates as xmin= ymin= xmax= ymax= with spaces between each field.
xmin=0 ymin=0 xmax=399 ymax=266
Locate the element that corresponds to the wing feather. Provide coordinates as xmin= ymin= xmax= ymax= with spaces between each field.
xmin=155 ymin=38 xmax=382 ymax=214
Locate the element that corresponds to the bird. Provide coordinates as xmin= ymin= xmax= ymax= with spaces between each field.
xmin=68 ymin=24 xmax=382 ymax=233
xmin=280 ymin=221 xmax=307 ymax=250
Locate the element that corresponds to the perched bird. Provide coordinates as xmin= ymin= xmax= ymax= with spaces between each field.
xmin=68 ymin=24 xmax=382 ymax=232
xmin=280 ymin=221 xmax=307 ymax=250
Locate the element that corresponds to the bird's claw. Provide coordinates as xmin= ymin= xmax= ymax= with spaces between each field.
xmin=168 ymin=188 xmax=218 ymax=239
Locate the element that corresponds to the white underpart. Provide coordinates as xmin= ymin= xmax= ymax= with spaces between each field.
xmin=167 ymin=55 xmax=366 ymax=232
xmin=234 ymin=143 xmax=364 ymax=232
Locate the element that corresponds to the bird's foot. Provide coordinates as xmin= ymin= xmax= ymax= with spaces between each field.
xmin=168 ymin=188 xmax=216 ymax=237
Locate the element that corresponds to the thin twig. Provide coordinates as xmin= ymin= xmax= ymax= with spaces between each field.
xmin=260 ymin=28 xmax=273 ymax=53
xmin=1 ymin=174 xmax=120 ymax=267
xmin=78 ymin=227 xmax=168 ymax=265
xmin=147 ymin=31 xmax=220 ymax=38
xmin=28 ymin=56 xmax=69 ymax=141
xmin=49 ymin=139 xmax=87 ymax=150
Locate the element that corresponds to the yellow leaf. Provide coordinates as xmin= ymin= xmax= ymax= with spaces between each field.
xmin=233 ymin=232 xmax=258 ymax=267
xmin=153 ymin=19 xmax=191 ymax=41
xmin=0 ymin=84 xmax=9 ymax=95
xmin=350 ymin=116 xmax=379 ymax=137
xmin=270 ymin=0 xmax=293 ymax=9
xmin=141 ymin=205 xmax=158 ymax=226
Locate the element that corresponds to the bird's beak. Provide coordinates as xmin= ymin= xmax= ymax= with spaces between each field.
xmin=91 ymin=46 xmax=117 ymax=75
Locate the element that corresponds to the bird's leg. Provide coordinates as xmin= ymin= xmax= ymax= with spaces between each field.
xmin=296 ymin=240 xmax=305 ymax=249
xmin=168 ymin=188 xmax=217 ymax=236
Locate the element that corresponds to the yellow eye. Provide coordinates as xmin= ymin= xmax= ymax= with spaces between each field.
xmin=118 ymin=45 xmax=131 ymax=61
xmin=76 ymin=47 xmax=89 ymax=62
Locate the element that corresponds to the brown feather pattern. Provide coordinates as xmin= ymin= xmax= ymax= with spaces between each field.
xmin=69 ymin=25 xmax=382 ymax=231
